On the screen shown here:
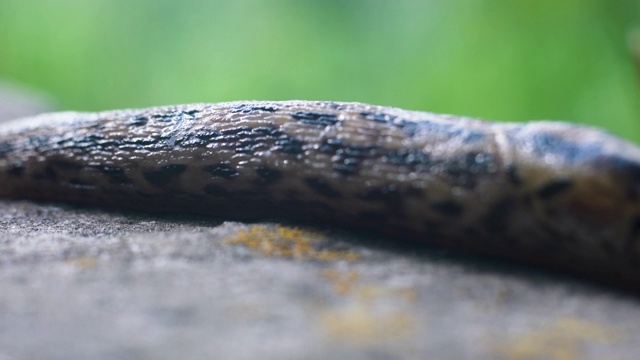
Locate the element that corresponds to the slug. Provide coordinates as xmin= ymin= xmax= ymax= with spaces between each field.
xmin=1 ymin=100 xmax=639 ymax=290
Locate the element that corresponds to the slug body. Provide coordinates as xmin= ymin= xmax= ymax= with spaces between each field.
xmin=1 ymin=101 xmax=640 ymax=289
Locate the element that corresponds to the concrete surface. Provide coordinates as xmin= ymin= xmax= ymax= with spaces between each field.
xmin=1 ymin=84 xmax=640 ymax=359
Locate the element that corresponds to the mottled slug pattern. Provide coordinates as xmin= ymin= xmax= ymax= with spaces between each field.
xmin=1 ymin=101 xmax=640 ymax=289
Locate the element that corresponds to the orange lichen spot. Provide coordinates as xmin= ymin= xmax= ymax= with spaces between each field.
xmin=225 ymin=225 xmax=359 ymax=261
xmin=495 ymin=317 xmax=620 ymax=360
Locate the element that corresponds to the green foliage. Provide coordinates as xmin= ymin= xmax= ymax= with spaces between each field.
xmin=0 ymin=0 xmax=638 ymax=140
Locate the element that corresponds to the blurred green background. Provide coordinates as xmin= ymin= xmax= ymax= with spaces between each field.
xmin=0 ymin=0 xmax=639 ymax=140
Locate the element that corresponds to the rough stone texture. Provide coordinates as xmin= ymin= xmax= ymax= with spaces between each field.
xmin=1 ymin=201 xmax=640 ymax=360
xmin=1 ymin=87 xmax=640 ymax=359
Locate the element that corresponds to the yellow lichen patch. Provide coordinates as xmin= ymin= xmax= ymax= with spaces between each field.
xmin=319 ymin=269 xmax=419 ymax=344
xmin=225 ymin=225 xmax=359 ymax=261
xmin=321 ymin=269 xmax=360 ymax=295
xmin=496 ymin=317 xmax=621 ymax=360
xmin=322 ymin=269 xmax=418 ymax=301
xmin=64 ymin=256 xmax=99 ymax=268
xmin=320 ymin=307 xmax=416 ymax=344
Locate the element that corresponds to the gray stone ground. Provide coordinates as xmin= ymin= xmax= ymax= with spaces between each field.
xmin=1 ymin=84 xmax=640 ymax=359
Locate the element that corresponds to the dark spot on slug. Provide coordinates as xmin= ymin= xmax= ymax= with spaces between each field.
xmin=512 ymin=130 xmax=603 ymax=165
xmin=318 ymin=139 xmax=377 ymax=176
xmin=461 ymin=132 xmax=486 ymax=143
xmin=0 ymin=141 xmax=13 ymax=155
xmin=360 ymin=185 xmax=405 ymax=216
xmin=360 ymin=111 xmax=396 ymax=124
xmin=231 ymin=104 xmax=278 ymax=113
xmin=173 ymin=129 xmax=222 ymax=148
xmin=406 ymin=185 xmax=424 ymax=197
xmin=394 ymin=118 xmax=462 ymax=139
xmin=33 ymin=159 xmax=84 ymax=180
xmin=291 ymin=111 xmax=340 ymax=127
xmin=136 ymin=190 xmax=154 ymax=198
xmin=599 ymin=155 xmax=640 ymax=201
xmin=333 ymin=157 xmax=361 ymax=176
xmin=86 ymin=122 xmax=106 ymax=131
xmin=7 ymin=163 xmax=25 ymax=176
xmin=318 ymin=138 xmax=365 ymax=155
xmin=62 ymin=134 xmax=124 ymax=152
xmin=48 ymin=160 xmax=83 ymax=170
xmin=285 ymin=189 xmax=303 ymax=201
xmin=393 ymin=119 xmax=421 ymax=137
xmin=250 ymin=126 xmax=280 ymax=136
xmin=432 ymin=200 xmax=463 ymax=217
xmin=121 ymin=137 xmax=167 ymax=149
xmin=631 ymin=219 xmax=640 ymax=239
xmin=384 ymin=149 xmax=432 ymax=171
xmin=625 ymin=218 xmax=640 ymax=265
xmin=176 ymin=125 xmax=306 ymax=156
xmin=183 ymin=109 xmax=201 ymax=116
xmin=25 ymin=134 xmax=53 ymax=151
xmin=443 ymin=152 xmax=496 ymax=189
xmin=297 ymin=200 xmax=339 ymax=219
xmin=394 ymin=117 xmax=485 ymax=144
xmin=501 ymin=235 xmax=520 ymax=248
xmin=344 ymin=145 xmax=376 ymax=158
xmin=259 ymin=106 xmax=278 ymax=113
xmin=203 ymin=184 xmax=229 ymax=196
xmin=127 ymin=116 xmax=149 ymax=127
xmin=151 ymin=112 xmax=177 ymax=121
xmin=236 ymin=140 xmax=263 ymax=154
xmin=422 ymin=220 xmax=445 ymax=239
xmin=324 ymin=102 xmax=342 ymax=110
xmin=505 ymin=164 xmax=522 ymax=186
xmin=204 ymin=162 xmax=239 ymax=179
xmin=599 ymin=239 xmax=616 ymax=258
xmin=423 ymin=220 xmax=442 ymax=232
xmin=220 ymin=126 xmax=253 ymax=136
xmin=483 ymin=199 xmax=514 ymax=233
xmin=357 ymin=211 xmax=387 ymax=222
xmin=273 ymin=136 xmax=305 ymax=156
xmin=148 ymin=108 xmax=199 ymax=121
xmin=34 ymin=164 xmax=57 ymax=181
xmin=536 ymin=180 xmax=572 ymax=199
xmin=143 ymin=164 xmax=187 ymax=186
xmin=93 ymin=165 xmax=131 ymax=184
xmin=67 ymin=178 xmax=95 ymax=190
xmin=255 ymin=166 xmax=282 ymax=185
xmin=304 ymin=177 xmax=342 ymax=198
